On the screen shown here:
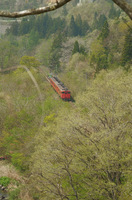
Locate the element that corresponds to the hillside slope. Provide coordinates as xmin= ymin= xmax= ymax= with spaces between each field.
xmin=0 ymin=0 xmax=132 ymax=199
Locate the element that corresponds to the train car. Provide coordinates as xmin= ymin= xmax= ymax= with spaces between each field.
xmin=48 ymin=75 xmax=71 ymax=100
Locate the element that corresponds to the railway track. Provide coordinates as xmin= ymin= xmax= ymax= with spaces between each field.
xmin=0 ymin=66 xmax=18 ymax=73
xmin=0 ymin=65 xmax=75 ymax=102
xmin=38 ymin=66 xmax=50 ymax=83
xmin=0 ymin=65 xmax=50 ymax=84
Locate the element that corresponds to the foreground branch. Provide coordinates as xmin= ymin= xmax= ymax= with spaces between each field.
xmin=0 ymin=0 xmax=131 ymax=20
xmin=112 ymin=0 xmax=132 ymax=20
xmin=0 ymin=0 xmax=72 ymax=18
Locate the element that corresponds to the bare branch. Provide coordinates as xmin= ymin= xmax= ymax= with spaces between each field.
xmin=0 ymin=0 xmax=131 ymax=19
xmin=0 ymin=0 xmax=72 ymax=18
xmin=112 ymin=0 xmax=132 ymax=20
xmin=63 ymin=167 xmax=79 ymax=200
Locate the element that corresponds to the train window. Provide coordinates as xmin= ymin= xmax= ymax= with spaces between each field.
xmin=62 ymin=92 xmax=65 ymax=93
xmin=68 ymin=92 xmax=70 ymax=94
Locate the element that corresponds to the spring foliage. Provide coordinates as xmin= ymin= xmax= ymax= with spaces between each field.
xmin=30 ymin=69 xmax=132 ymax=200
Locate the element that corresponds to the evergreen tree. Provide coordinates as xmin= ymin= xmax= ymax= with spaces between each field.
xmin=49 ymin=50 xmax=60 ymax=72
xmin=51 ymin=33 xmax=63 ymax=51
xmin=121 ymin=29 xmax=132 ymax=66
xmin=109 ymin=4 xmax=117 ymax=19
xmin=49 ymin=17 xmax=66 ymax=36
xmin=82 ymin=20 xmax=90 ymax=35
xmin=90 ymin=39 xmax=108 ymax=72
xmin=79 ymin=45 xmax=86 ymax=55
xmin=109 ymin=4 xmax=121 ymax=19
xmin=98 ymin=14 xmax=107 ymax=30
xmin=72 ymin=41 xmax=80 ymax=55
xmin=68 ymin=15 xmax=77 ymax=37
xmin=62 ymin=5 xmax=68 ymax=16
xmin=74 ymin=15 xmax=90 ymax=36
xmin=49 ymin=33 xmax=63 ymax=72
xmin=72 ymin=41 xmax=86 ymax=55
xmin=29 ymin=16 xmax=36 ymax=32
xmin=92 ymin=12 xmax=98 ymax=30
xmin=72 ymin=0 xmax=79 ymax=7
xmin=76 ymin=14 xmax=82 ymax=35
xmin=19 ymin=18 xmax=30 ymax=35
xmin=9 ymin=21 xmax=19 ymax=36
xmin=40 ymin=14 xmax=51 ymax=38
xmin=28 ymin=30 xmax=39 ymax=49
xmin=99 ymin=20 xmax=109 ymax=40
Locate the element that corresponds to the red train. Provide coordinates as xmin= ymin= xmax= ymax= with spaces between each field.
xmin=48 ymin=75 xmax=71 ymax=100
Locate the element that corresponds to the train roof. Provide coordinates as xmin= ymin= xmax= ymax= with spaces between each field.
xmin=50 ymin=76 xmax=70 ymax=91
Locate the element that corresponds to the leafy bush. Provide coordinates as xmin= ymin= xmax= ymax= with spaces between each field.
xmin=0 ymin=177 xmax=11 ymax=187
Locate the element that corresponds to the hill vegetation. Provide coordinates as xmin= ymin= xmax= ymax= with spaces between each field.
xmin=0 ymin=0 xmax=132 ymax=199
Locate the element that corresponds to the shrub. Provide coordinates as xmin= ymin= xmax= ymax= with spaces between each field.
xmin=0 ymin=176 xmax=11 ymax=187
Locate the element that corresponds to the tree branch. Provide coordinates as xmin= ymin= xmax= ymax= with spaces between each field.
xmin=0 ymin=0 xmax=131 ymax=20
xmin=0 ymin=0 xmax=72 ymax=18
xmin=112 ymin=0 xmax=132 ymax=20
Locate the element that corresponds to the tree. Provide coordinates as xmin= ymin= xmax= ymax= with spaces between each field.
xmin=92 ymin=12 xmax=98 ymax=30
xmin=68 ymin=15 xmax=78 ymax=37
xmin=72 ymin=41 xmax=86 ymax=55
xmin=28 ymin=30 xmax=39 ymax=49
xmin=7 ymin=20 xmax=19 ymax=36
xmin=75 ymin=14 xmax=82 ymax=35
xmin=81 ymin=20 xmax=90 ymax=35
xmin=112 ymin=0 xmax=132 ymax=20
xmin=19 ymin=18 xmax=31 ymax=35
xmin=20 ymin=56 xmax=40 ymax=68
xmin=121 ymin=29 xmax=132 ymax=66
xmin=75 ymin=14 xmax=90 ymax=36
xmin=109 ymin=3 xmax=121 ymax=19
xmin=99 ymin=20 xmax=110 ymax=40
xmin=90 ymin=39 xmax=108 ymax=72
xmin=0 ymin=40 xmax=18 ymax=69
xmin=79 ymin=45 xmax=86 ymax=55
xmin=51 ymin=33 xmax=63 ymax=50
xmin=48 ymin=34 xmax=63 ymax=72
xmin=30 ymin=69 xmax=132 ymax=200
xmin=98 ymin=14 xmax=107 ymax=30
xmin=49 ymin=51 xmax=61 ymax=72
xmin=0 ymin=0 xmax=131 ymax=20
xmin=72 ymin=41 xmax=80 ymax=54
xmin=62 ymin=5 xmax=68 ymax=16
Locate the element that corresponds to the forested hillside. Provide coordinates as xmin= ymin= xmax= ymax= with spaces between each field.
xmin=0 ymin=0 xmax=132 ymax=199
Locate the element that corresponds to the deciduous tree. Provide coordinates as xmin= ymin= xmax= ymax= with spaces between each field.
xmin=20 ymin=56 xmax=40 ymax=68
xmin=30 ymin=69 xmax=132 ymax=200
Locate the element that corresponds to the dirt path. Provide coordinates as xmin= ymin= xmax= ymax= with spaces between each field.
xmin=0 ymin=161 xmax=24 ymax=183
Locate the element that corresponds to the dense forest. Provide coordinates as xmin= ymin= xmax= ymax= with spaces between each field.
xmin=0 ymin=0 xmax=132 ymax=199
